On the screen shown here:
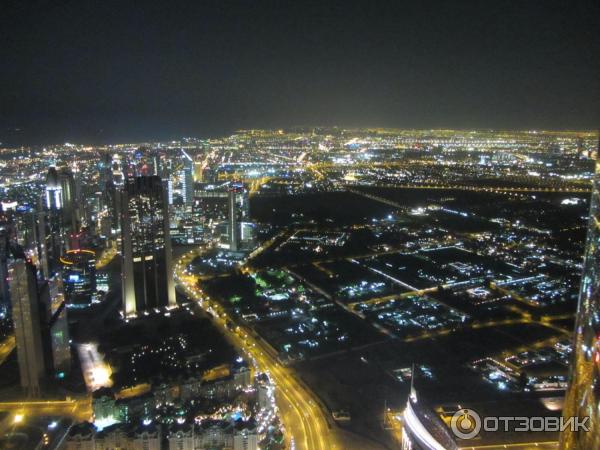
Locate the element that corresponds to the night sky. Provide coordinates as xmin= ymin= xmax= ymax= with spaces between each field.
xmin=1 ymin=0 xmax=599 ymax=145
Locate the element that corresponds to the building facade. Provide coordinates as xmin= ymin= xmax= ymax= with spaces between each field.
xmin=60 ymin=249 xmax=97 ymax=306
xmin=561 ymin=157 xmax=600 ymax=449
xmin=120 ymin=176 xmax=175 ymax=315
xmin=9 ymin=259 xmax=45 ymax=397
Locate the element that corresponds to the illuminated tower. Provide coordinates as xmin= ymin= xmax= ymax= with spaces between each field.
xmin=45 ymin=167 xmax=63 ymax=210
xmin=60 ymin=249 xmax=96 ymax=306
xmin=42 ymin=166 xmax=75 ymax=276
xmin=181 ymin=149 xmax=194 ymax=209
xmin=9 ymin=259 xmax=45 ymax=397
xmin=37 ymin=209 xmax=63 ymax=279
xmin=38 ymin=274 xmax=71 ymax=378
xmin=98 ymin=151 xmax=113 ymax=188
xmin=120 ymin=176 xmax=175 ymax=316
xmin=0 ymin=228 xmax=10 ymax=312
xmin=58 ymin=167 xmax=78 ymax=236
xmin=561 ymin=154 xmax=600 ymax=449
xmin=228 ymin=188 xmax=239 ymax=252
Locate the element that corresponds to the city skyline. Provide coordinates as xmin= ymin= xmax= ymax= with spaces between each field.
xmin=0 ymin=1 xmax=599 ymax=448
xmin=0 ymin=127 xmax=596 ymax=449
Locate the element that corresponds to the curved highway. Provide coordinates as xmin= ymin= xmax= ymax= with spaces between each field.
xmin=174 ymin=247 xmax=338 ymax=450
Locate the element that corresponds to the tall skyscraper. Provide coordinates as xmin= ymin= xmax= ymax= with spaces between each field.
xmin=39 ymin=274 xmax=71 ymax=378
xmin=0 ymin=228 xmax=11 ymax=312
xmin=9 ymin=253 xmax=72 ymax=395
xmin=181 ymin=149 xmax=194 ymax=209
xmin=120 ymin=176 xmax=175 ymax=316
xmin=42 ymin=166 xmax=79 ymax=276
xmin=228 ymin=188 xmax=239 ymax=252
xmin=98 ymin=151 xmax=114 ymax=188
xmin=45 ymin=167 xmax=63 ymax=210
xmin=561 ymin=156 xmax=600 ymax=449
xmin=58 ymin=167 xmax=78 ymax=236
xmin=36 ymin=209 xmax=62 ymax=279
xmin=9 ymin=259 xmax=45 ymax=397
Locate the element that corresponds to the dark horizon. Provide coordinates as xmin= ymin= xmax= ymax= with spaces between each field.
xmin=2 ymin=0 xmax=599 ymax=146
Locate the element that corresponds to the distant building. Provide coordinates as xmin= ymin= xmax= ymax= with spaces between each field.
xmin=181 ymin=149 xmax=195 ymax=209
xmin=37 ymin=208 xmax=62 ymax=279
xmin=60 ymin=249 xmax=96 ymax=306
xmin=196 ymin=420 xmax=233 ymax=449
xmin=131 ymin=422 xmax=161 ymax=450
xmin=228 ymin=188 xmax=239 ymax=252
xmin=58 ymin=167 xmax=79 ymax=236
xmin=64 ymin=422 xmax=96 ymax=450
xmin=120 ymin=176 xmax=175 ymax=316
xmin=45 ymin=167 xmax=63 ymax=211
xmin=233 ymin=420 xmax=258 ymax=450
xmin=167 ymin=423 xmax=194 ymax=450
xmin=95 ymin=423 xmax=129 ymax=449
xmin=203 ymin=182 xmax=254 ymax=252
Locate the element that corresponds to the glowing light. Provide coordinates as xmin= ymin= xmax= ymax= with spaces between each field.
xmin=403 ymin=402 xmax=445 ymax=450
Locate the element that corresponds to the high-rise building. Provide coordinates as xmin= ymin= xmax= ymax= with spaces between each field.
xmin=45 ymin=167 xmax=63 ymax=211
xmin=225 ymin=182 xmax=252 ymax=252
xmin=233 ymin=421 xmax=258 ymax=450
xmin=39 ymin=274 xmax=71 ymax=378
xmin=42 ymin=166 xmax=79 ymax=276
xmin=98 ymin=151 xmax=114 ymax=188
xmin=36 ymin=210 xmax=62 ymax=279
xmin=228 ymin=188 xmax=239 ymax=252
xmin=181 ymin=149 xmax=194 ymax=209
xmin=60 ymin=249 xmax=97 ymax=307
xmin=0 ymin=228 xmax=11 ymax=312
xmin=561 ymin=157 xmax=600 ymax=449
xmin=58 ymin=167 xmax=79 ymax=236
xmin=9 ymin=258 xmax=45 ymax=397
xmin=120 ymin=176 xmax=175 ymax=316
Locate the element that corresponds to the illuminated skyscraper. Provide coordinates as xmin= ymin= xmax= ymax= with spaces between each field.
xmin=181 ymin=149 xmax=194 ymax=209
xmin=45 ymin=167 xmax=63 ymax=210
xmin=58 ymin=167 xmax=78 ymax=235
xmin=42 ymin=166 xmax=79 ymax=277
xmin=36 ymin=210 xmax=62 ymax=279
xmin=561 ymin=155 xmax=600 ymax=449
xmin=120 ymin=176 xmax=175 ymax=316
xmin=228 ymin=188 xmax=239 ymax=252
xmin=9 ymin=254 xmax=71 ymax=395
xmin=98 ymin=151 xmax=113 ymax=188
xmin=9 ymin=259 xmax=45 ymax=397
xmin=60 ymin=249 xmax=97 ymax=306
xmin=0 ymin=228 xmax=10 ymax=311
xmin=39 ymin=274 xmax=71 ymax=378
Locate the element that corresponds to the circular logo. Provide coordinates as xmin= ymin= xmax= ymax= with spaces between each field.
xmin=451 ymin=408 xmax=481 ymax=440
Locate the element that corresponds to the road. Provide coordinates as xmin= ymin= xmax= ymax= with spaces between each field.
xmin=0 ymin=335 xmax=16 ymax=366
xmin=174 ymin=247 xmax=339 ymax=450
xmin=0 ymin=399 xmax=91 ymax=422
